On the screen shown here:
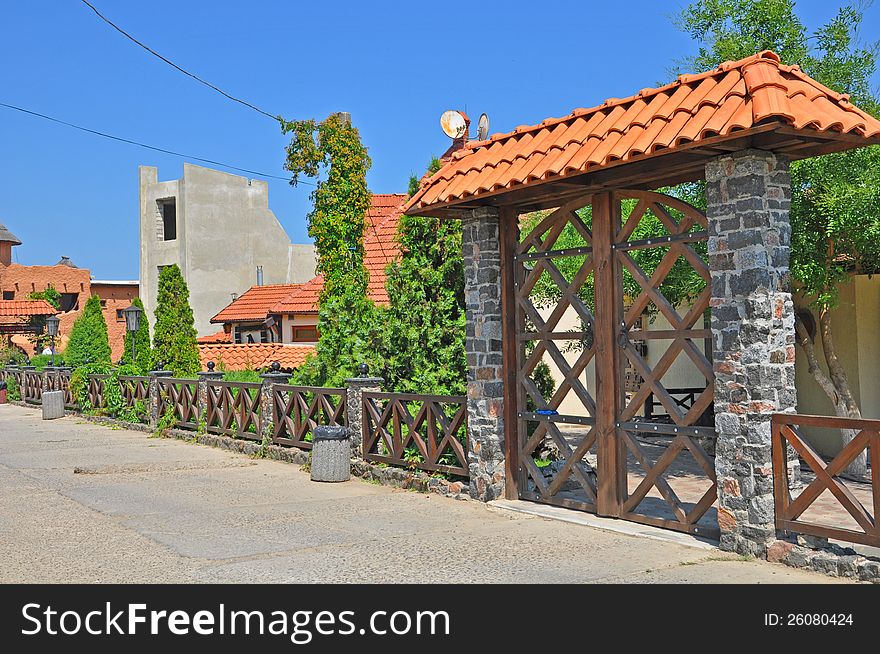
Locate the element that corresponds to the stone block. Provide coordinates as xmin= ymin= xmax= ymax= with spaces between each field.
xmin=41 ymin=390 xmax=65 ymax=420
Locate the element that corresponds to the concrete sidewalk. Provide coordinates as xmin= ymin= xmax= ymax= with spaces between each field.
xmin=0 ymin=403 xmax=844 ymax=584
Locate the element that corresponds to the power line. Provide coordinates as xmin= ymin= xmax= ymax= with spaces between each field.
xmin=79 ymin=0 xmax=280 ymax=122
xmin=0 ymin=101 xmax=312 ymax=185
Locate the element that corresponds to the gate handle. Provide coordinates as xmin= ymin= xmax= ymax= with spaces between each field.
xmin=617 ymin=326 xmax=629 ymax=349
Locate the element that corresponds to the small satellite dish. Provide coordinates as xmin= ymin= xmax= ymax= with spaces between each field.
xmin=440 ymin=110 xmax=468 ymax=139
xmin=477 ymin=113 xmax=489 ymax=141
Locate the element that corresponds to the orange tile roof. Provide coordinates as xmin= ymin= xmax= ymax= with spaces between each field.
xmin=406 ymin=50 xmax=880 ymax=214
xmin=211 ymin=284 xmax=304 ymax=324
xmin=197 ymin=343 xmax=316 ymax=371
xmin=197 ymin=329 xmax=232 ymax=344
xmin=0 ymin=300 xmax=56 ymax=317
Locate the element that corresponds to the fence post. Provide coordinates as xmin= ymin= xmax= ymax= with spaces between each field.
xmin=197 ymin=362 xmax=223 ymax=432
xmin=148 ymin=363 xmax=173 ymax=428
xmin=259 ymin=362 xmax=289 ymax=443
xmin=345 ymin=363 xmax=383 ymax=458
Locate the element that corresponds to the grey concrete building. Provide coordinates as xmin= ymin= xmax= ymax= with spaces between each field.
xmin=139 ymin=164 xmax=316 ymax=336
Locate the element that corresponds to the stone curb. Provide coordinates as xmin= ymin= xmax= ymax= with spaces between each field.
xmin=767 ymin=538 xmax=880 ymax=583
xmin=76 ymin=413 xmax=470 ymax=501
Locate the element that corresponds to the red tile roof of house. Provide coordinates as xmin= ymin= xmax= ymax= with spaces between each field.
xmin=211 ymin=284 xmax=304 ymax=324
xmin=197 ymin=343 xmax=316 ymax=371
xmin=197 ymin=329 xmax=232 ymax=344
xmin=0 ymin=300 xmax=56 ymax=317
xmin=405 ymin=51 xmax=880 ymax=214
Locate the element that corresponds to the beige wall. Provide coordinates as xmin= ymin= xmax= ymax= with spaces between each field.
xmin=795 ymin=275 xmax=879 ymax=456
xmin=140 ymin=164 xmax=317 ymax=336
xmin=280 ymin=314 xmax=319 ymax=344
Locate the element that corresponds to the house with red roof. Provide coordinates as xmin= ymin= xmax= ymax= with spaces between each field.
xmin=197 ymin=193 xmax=406 ymax=370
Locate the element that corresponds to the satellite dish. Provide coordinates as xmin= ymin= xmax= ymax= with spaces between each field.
xmin=477 ymin=113 xmax=489 ymax=141
xmin=440 ymin=110 xmax=468 ymax=139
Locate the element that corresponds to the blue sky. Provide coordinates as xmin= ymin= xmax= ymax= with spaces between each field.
xmin=1 ymin=1 xmax=878 ymax=279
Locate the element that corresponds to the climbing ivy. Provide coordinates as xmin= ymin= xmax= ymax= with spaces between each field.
xmin=280 ymin=113 xmax=372 ymax=298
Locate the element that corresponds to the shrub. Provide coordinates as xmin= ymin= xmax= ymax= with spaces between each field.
xmin=65 ymin=295 xmax=112 ymax=369
xmin=29 ymin=353 xmax=66 ymax=370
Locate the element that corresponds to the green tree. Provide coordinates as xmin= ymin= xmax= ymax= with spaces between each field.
xmin=65 ymin=295 xmax=112 ymax=369
xmin=151 ymin=265 xmax=200 ymax=376
xmin=381 ymin=158 xmax=468 ymax=395
xmin=121 ymin=297 xmax=152 ymax=374
xmin=282 ymin=112 xmax=377 ymax=385
xmin=676 ymin=0 xmax=880 ymax=475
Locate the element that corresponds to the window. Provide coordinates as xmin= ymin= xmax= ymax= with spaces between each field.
xmin=115 ymin=309 xmax=125 ymax=321
xmin=292 ymin=325 xmax=319 ymax=342
xmin=2 ymin=291 xmax=13 ymax=300
xmin=158 ymin=198 xmax=177 ymax=241
xmin=59 ymin=293 xmax=78 ymax=312
xmin=100 ymin=299 xmax=107 ymax=308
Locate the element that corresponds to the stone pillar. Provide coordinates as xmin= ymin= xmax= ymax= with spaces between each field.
xmin=461 ymin=206 xmax=505 ymax=502
xmin=148 ymin=367 xmax=173 ymax=428
xmin=197 ymin=362 xmax=223 ymax=432
xmin=259 ymin=362 xmax=289 ymax=443
xmin=345 ymin=364 xmax=383 ymax=458
xmin=706 ymin=149 xmax=797 ymax=556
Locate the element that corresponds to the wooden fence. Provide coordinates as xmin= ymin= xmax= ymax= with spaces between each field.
xmin=772 ymin=413 xmax=879 ymax=548
xmin=271 ymin=385 xmax=346 ymax=449
xmin=4 ymin=367 xmax=470 ymax=480
xmin=207 ymin=381 xmax=262 ymax=439
xmin=157 ymin=378 xmax=199 ymax=430
xmin=362 ymin=391 xmax=469 ymax=477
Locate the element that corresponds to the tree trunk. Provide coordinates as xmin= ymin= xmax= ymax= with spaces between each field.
xmin=795 ymin=309 xmax=867 ymax=478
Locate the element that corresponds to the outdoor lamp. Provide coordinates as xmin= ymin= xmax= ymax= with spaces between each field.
xmin=122 ymin=304 xmax=143 ymax=366
xmin=45 ymin=314 xmax=60 ymax=367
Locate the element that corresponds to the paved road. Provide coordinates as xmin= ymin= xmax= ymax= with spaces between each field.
xmin=0 ymin=403 xmax=843 ymax=584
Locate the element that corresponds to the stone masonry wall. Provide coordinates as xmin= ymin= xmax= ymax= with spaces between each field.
xmin=706 ymin=149 xmax=797 ymax=556
xmin=461 ymin=207 xmax=505 ymax=502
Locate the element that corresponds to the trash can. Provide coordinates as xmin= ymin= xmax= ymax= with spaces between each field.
xmin=0 ymin=381 xmax=6 ymax=405
xmin=310 ymin=425 xmax=351 ymax=482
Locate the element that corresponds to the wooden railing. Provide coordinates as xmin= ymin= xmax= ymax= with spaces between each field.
xmin=157 ymin=378 xmax=199 ymax=430
xmin=772 ymin=413 xmax=879 ymax=548
xmin=87 ymin=375 xmax=109 ymax=410
xmin=207 ymin=381 xmax=262 ymax=439
xmin=119 ymin=375 xmax=150 ymax=409
xmin=271 ymin=385 xmax=346 ymax=449
xmin=362 ymin=391 xmax=469 ymax=477
xmin=22 ymin=370 xmax=42 ymax=404
xmin=47 ymin=370 xmax=77 ymax=409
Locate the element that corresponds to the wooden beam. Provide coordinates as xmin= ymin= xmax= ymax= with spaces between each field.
xmin=499 ymin=206 xmax=523 ymax=501
xmin=592 ymin=192 xmax=626 ymax=517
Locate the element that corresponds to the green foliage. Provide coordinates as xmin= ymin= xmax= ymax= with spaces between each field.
xmin=675 ymin=0 xmax=880 ymax=312
xmin=152 ymin=265 xmax=200 ymax=376
xmin=121 ymin=297 xmax=151 ymax=374
xmin=29 ymin=353 xmax=66 ymax=370
xmin=281 ymin=113 xmax=373 ymax=298
xmin=6 ymin=375 xmax=19 ymax=401
xmin=380 ymin=158 xmax=466 ymax=395
xmin=65 ymin=295 xmax=112 ymax=369
xmin=290 ymin=284 xmax=386 ymax=387
xmin=28 ymin=284 xmax=61 ymax=311
xmin=70 ymin=362 xmax=112 ymax=413
xmin=221 ymin=368 xmax=262 ymax=383
xmin=0 ymin=343 xmax=27 ymax=366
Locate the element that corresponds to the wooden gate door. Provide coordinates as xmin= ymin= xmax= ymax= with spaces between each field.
xmin=512 ymin=190 xmax=718 ymax=538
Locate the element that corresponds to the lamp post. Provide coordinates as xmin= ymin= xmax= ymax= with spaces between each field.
xmin=122 ymin=304 xmax=143 ymax=368
xmin=45 ymin=314 xmax=60 ymax=367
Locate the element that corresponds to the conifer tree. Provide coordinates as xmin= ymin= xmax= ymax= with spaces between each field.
xmin=64 ymin=295 xmax=112 ymax=369
xmin=151 ymin=265 xmax=200 ymax=376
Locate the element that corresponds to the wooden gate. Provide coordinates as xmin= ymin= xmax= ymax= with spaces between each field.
xmin=511 ymin=190 xmax=718 ymax=538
